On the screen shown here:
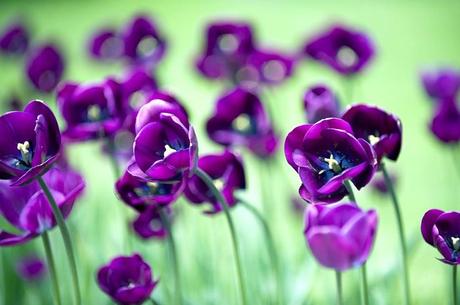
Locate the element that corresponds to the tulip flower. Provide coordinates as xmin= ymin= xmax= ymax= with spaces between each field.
xmin=303 ymin=84 xmax=340 ymax=123
xmin=184 ymin=150 xmax=246 ymax=214
xmin=305 ymin=202 xmax=378 ymax=271
xmin=284 ymin=118 xmax=377 ymax=203
xmin=421 ymin=68 xmax=460 ymax=100
xmin=132 ymin=206 xmax=172 ymax=240
xmin=16 ymin=256 xmax=46 ymax=281
xmin=0 ymin=100 xmax=61 ymax=186
xmin=97 ymin=254 xmax=157 ymax=305
xmin=0 ymin=22 xmax=29 ymax=55
xmin=88 ymin=28 xmax=123 ymax=60
xmin=206 ymin=88 xmax=278 ymax=158
xmin=26 ymin=44 xmax=64 ymax=92
xmin=242 ymin=50 xmax=295 ymax=86
xmin=303 ymin=25 xmax=374 ymax=75
xmin=430 ymin=98 xmax=460 ymax=144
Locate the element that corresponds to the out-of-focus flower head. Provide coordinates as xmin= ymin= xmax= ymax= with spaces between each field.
xmin=303 ymin=84 xmax=340 ymax=123
xmin=0 ymin=22 xmax=29 ymax=55
xmin=16 ymin=256 xmax=46 ymax=281
xmin=26 ymin=44 xmax=65 ymax=93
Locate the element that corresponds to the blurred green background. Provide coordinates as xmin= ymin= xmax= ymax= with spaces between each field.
xmin=0 ymin=0 xmax=460 ymax=304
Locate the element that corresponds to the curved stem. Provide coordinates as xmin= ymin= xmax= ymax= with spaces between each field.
xmin=41 ymin=232 xmax=62 ymax=305
xmin=158 ymin=208 xmax=182 ymax=305
xmin=239 ymin=199 xmax=284 ymax=305
xmin=0 ymin=250 xmax=4 ymax=305
xmin=37 ymin=177 xmax=81 ymax=305
xmin=381 ymin=162 xmax=411 ymax=305
xmin=343 ymin=180 xmax=356 ymax=202
xmin=336 ymin=271 xmax=343 ymax=305
xmin=194 ymin=168 xmax=248 ymax=305
xmin=361 ymin=263 xmax=370 ymax=305
xmin=454 ymin=265 xmax=458 ymax=305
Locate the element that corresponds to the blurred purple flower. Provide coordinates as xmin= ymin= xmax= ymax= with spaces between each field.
xmin=184 ymin=150 xmax=245 ymax=214
xmin=284 ymin=118 xmax=377 ymax=203
xmin=421 ymin=68 xmax=460 ymax=100
xmin=88 ymin=28 xmax=123 ymax=60
xmin=421 ymin=209 xmax=460 ymax=265
xmin=122 ymin=15 xmax=167 ymax=68
xmin=430 ymin=98 xmax=460 ymax=144
xmin=206 ymin=88 xmax=279 ymax=158
xmin=303 ymin=25 xmax=375 ymax=75
xmin=16 ymin=256 xmax=46 ymax=281
xmin=57 ymin=79 xmax=124 ymax=142
xmin=305 ymin=202 xmax=378 ymax=271
xmin=26 ymin=44 xmax=64 ymax=92
xmin=342 ymin=104 xmax=402 ymax=163
xmin=116 ymin=170 xmax=184 ymax=212
xmin=132 ymin=206 xmax=171 ymax=240
xmin=370 ymin=171 xmax=397 ymax=195
xmin=303 ymin=84 xmax=340 ymax=123
xmin=0 ymin=22 xmax=29 ymax=55
xmin=0 ymin=166 xmax=85 ymax=246
xmin=0 ymin=100 xmax=61 ymax=186
xmin=128 ymin=99 xmax=197 ymax=182
xmin=196 ymin=22 xmax=255 ymax=81
xmin=97 ymin=254 xmax=157 ymax=305
xmin=242 ymin=50 xmax=295 ymax=86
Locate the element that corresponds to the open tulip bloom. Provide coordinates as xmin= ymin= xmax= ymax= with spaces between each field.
xmin=285 ymin=118 xmax=377 ymax=203
xmin=88 ymin=28 xmax=124 ymax=60
xmin=97 ymin=254 xmax=158 ymax=305
xmin=26 ymin=44 xmax=65 ymax=93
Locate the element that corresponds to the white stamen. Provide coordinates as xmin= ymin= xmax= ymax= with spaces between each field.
xmin=17 ymin=141 xmax=30 ymax=154
xmin=337 ymin=46 xmax=358 ymax=67
xmin=324 ymin=154 xmax=342 ymax=173
xmin=88 ymin=105 xmax=101 ymax=121
xmin=218 ymin=34 xmax=238 ymax=53
xmin=163 ymin=144 xmax=177 ymax=158
xmin=452 ymin=237 xmax=460 ymax=251
xmin=232 ymin=114 xmax=251 ymax=133
xmin=137 ymin=36 xmax=158 ymax=57
xmin=214 ymin=178 xmax=225 ymax=190
xmin=368 ymin=134 xmax=380 ymax=146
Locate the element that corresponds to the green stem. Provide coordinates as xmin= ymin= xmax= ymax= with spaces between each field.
xmin=336 ymin=271 xmax=343 ymax=305
xmin=381 ymin=162 xmax=411 ymax=305
xmin=361 ymin=264 xmax=370 ymax=305
xmin=37 ymin=177 xmax=81 ymax=305
xmin=454 ymin=265 xmax=458 ymax=305
xmin=158 ymin=208 xmax=182 ymax=305
xmin=239 ymin=199 xmax=284 ymax=305
xmin=343 ymin=180 xmax=356 ymax=202
xmin=0 ymin=250 xmax=5 ymax=305
xmin=149 ymin=297 xmax=161 ymax=305
xmin=194 ymin=168 xmax=248 ymax=305
xmin=41 ymin=232 xmax=62 ymax=305
xmin=451 ymin=147 xmax=460 ymax=181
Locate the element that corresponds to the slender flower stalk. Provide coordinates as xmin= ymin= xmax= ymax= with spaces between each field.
xmin=381 ymin=162 xmax=411 ymax=305
xmin=158 ymin=208 xmax=182 ymax=305
xmin=343 ymin=180 xmax=370 ymax=305
xmin=41 ymin=232 xmax=62 ymax=305
xmin=37 ymin=177 xmax=81 ymax=305
xmin=0 ymin=250 xmax=5 ymax=305
xmin=451 ymin=147 xmax=460 ymax=181
xmin=454 ymin=266 xmax=458 ymax=305
xmin=336 ymin=271 xmax=343 ymax=305
xmin=194 ymin=168 xmax=248 ymax=305
xmin=361 ymin=264 xmax=370 ymax=305
xmin=150 ymin=298 xmax=161 ymax=305
xmin=239 ymin=199 xmax=284 ymax=305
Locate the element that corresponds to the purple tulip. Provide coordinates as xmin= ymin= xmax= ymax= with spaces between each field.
xmin=16 ymin=256 xmax=46 ymax=281
xmin=242 ymin=50 xmax=295 ymax=86
xmin=305 ymin=202 xmax=378 ymax=271
xmin=132 ymin=206 xmax=171 ymax=240
xmin=97 ymin=254 xmax=157 ymax=305
xmin=116 ymin=170 xmax=184 ymax=212
xmin=0 ymin=22 xmax=29 ymax=55
xmin=57 ymin=79 xmax=124 ymax=142
xmin=88 ymin=29 xmax=123 ymax=60
xmin=421 ymin=209 xmax=460 ymax=265
xmin=0 ymin=100 xmax=61 ymax=186
xmin=196 ymin=22 xmax=255 ymax=80
xmin=26 ymin=44 xmax=64 ymax=92
xmin=303 ymin=85 xmax=340 ymax=123
xmin=0 ymin=166 xmax=85 ymax=246
xmin=303 ymin=25 xmax=375 ymax=75
xmin=342 ymin=104 xmax=402 ymax=162
xmin=421 ymin=68 xmax=460 ymax=100
xmin=184 ymin=150 xmax=246 ymax=214
xmin=430 ymin=98 xmax=460 ymax=144
xmin=284 ymin=118 xmax=377 ymax=203
xmin=206 ymin=88 xmax=279 ymax=158
xmin=122 ymin=15 xmax=167 ymax=67
xmin=128 ymin=99 xmax=197 ymax=182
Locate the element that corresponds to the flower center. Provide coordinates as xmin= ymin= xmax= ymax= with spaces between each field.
xmin=337 ymin=46 xmax=358 ymax=68
xmin=232 ymin=114 xmax=252 ymax=134
xmin=262 ymin=60 xmax=286 ymax=82
xmin=163 ymin=144 xmax=177 ymax=158
xmin=218 ymin=34 xmax=239 ymax=53
xmin=323 ymin=153 xmax=342 ymax=173
xmin=17 ymin=141 xmax=32 ymax=165
xmin=452 ymin=237 xmax=460 ymax=251
xmin=368 ymin=134 xmax=380 ymax=145
xmin=137 ymin=36 xmax=158 ymax=58
xmin=88 ymin=105 xmax=101 ymax=122
xmin=214 ymin=178 xmax=225 ymax=191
